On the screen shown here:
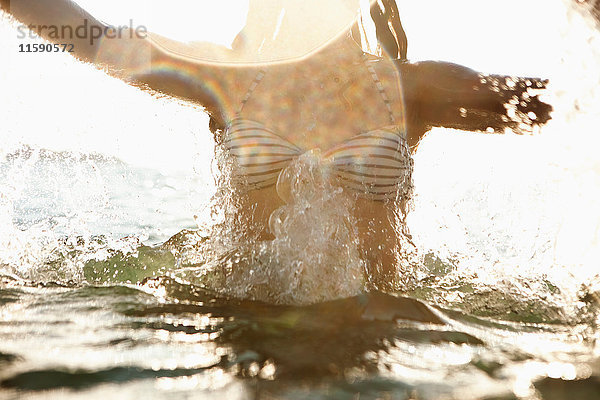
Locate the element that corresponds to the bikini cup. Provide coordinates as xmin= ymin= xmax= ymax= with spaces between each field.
xmin=223 ymin=117 xmax=412 ymax=201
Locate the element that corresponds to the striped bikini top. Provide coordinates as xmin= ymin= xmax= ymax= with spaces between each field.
xmin=222 ymin=61 xmax=413 ymax=201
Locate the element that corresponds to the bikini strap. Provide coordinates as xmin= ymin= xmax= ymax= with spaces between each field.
xmin=237 ymin=69 xmax=267 ymax=115
xmin=362 ymin=54 xmax=396 ymax=125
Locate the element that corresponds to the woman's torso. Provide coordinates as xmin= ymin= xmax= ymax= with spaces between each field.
xmin=210 ymin=43 xmax=413 ymax=240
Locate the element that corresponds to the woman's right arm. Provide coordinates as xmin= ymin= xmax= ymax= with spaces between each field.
xmin=1 ymin=0 xmax=243 ymax=123
xmin=1 ymin=0 xmax=105 ymax=61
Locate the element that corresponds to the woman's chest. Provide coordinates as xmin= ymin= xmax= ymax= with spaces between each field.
xmin=225 ymin=60 xmax=403 ymax=150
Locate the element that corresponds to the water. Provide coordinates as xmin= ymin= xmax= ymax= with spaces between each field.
xmin=2 ymin=0 xmax=600 ymax=399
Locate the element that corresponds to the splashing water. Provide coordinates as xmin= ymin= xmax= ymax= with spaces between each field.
xmin=178 ymin=149 xmax=366 ymax=304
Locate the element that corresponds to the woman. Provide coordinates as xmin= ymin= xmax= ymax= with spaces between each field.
xmin=1 ymin=0 xmax=551 ymax=292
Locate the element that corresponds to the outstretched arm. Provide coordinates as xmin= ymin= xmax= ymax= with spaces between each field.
xmin=0 ymin=0 xmax=241 ymax=125
xmin=1 ymin=0 xmax=104 ymax=61
xmin=397 ymin=60 xmax=552 ymax=150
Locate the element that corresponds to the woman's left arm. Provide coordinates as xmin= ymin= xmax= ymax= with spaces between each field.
xmin=394 ymin=60 xmax=553 ymax=150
